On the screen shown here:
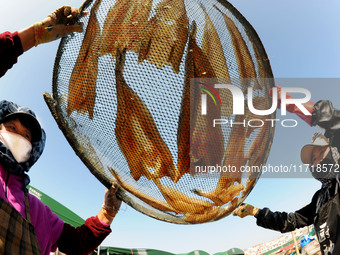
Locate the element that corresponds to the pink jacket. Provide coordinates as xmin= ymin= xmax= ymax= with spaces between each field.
xmin=0 ymin=164 xmax=64 ymax=255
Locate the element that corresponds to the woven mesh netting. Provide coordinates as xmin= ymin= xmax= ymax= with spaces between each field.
xmin=44 ymin=0 xmax=275 ymax=224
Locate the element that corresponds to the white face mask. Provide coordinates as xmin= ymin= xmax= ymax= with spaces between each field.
xmin=0 ymin=131 xmax=32 ymax=163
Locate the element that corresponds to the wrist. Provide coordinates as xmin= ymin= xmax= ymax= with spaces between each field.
xmin=98 ymin=207 xmax=116 ymax=225
xmin=33 ymin=21 xmax=45 ymax=46
xmin=18 ymin=25 xmax=35 ymax=51
xmin=102 ymin=205 xmax=118 ymax=218
xmin=252 ymin=207 xmax=259 ymax=216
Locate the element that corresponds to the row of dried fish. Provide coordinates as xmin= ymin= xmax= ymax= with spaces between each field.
xmin=67 ymin=0 xmax=266 ymax=121
xmin=61 ymin=0 xmax=274 ymax=224
xmin=110 ymin=47 xmax=265 ymax=223
xmin=65 ymin=0 xmax=272 ymax=221
xmin=109 ymin=44 xmax=269 ymax=220
xmin=109 ymin=167 xmax=244 ymax=223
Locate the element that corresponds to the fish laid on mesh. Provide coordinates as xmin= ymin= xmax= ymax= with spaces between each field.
xmin=45 ymin=0 xmax=275 ymax=224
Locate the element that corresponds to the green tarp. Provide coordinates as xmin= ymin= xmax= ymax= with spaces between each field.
xmin=92 ymin=247 xmax=244 ymax=255
xmin=27 ymin=185 xmax=85 ymax=227
xmin=95 ymin=247 xmax=175 ymax=255
xmin=214 ymin=248 xmax=245 ymax=255
xmin=177 ymin=250 xmax=210 ymax=255
xmin=26 ymin=186 xmax=243 ymax=255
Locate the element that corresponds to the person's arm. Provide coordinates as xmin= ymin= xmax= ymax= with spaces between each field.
xmin=255 ymin=204 xmax=315 ymax=233
xmin=19 ymin=6 xmax=85 ymax=52
xmin=0 ymin=6 xmax=86 ymax=78
xmin=57 ymin=218 xmax=111 ymax=255
xmin=234 ymin=192 xmax=319 ymax=233
xmin=57 ymin=184 xmax=122 ymax=255
xmin=29 ymin=6 xmax=85 ymax=49
xmin=17 ymin=26 xmax=34 ymax=52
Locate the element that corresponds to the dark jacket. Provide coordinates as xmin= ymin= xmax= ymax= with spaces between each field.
xmin=256 ymin=100 xmax=340 ymax=255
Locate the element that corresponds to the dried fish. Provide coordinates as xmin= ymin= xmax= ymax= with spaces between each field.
xmin=194 ymin=181 xmax=244 ymax=206
xmin=215 ymin=5 xmax=259 ymax=92
xmin=241 ymin=178 xmax=257 ymax=197
xmin=214 ymin=197 xmax=238 ymax=221
xmin=176 ymin=73 xmax=191 ymax=182
xmin=138 ymin=0 xmax=189 ymax=73
xmin=201 ymin=5 xmax=230 ymax=81
xmin=201 ymin=5 xmax=233 ymax=118
xmin=115 ymin=48 xmax=176 ymax=181
xmin=175 ymin=22 xmax=224 ymax=182
xmin=189 ymin=31 xmax=226 ymax=168
xmin=251 ymin=42 xmax=266 ymax=89
xmin=99 ymin=0 xmax=152 ymax=57
xmin=218 ymin=183 xmax=244 ymax=204
xmin=221 ymin=115 xmax=248 ymax=182
xmin=67 ymin=0 xmax=101 ymax=119
xmin=245 ymin=25 xmax=271 ymax=89
xmin=245 ymin=96 xmax=271 ymax=137
xmin=154 ymin=179 xmax=215 ymax=215
xmin=244 ymin=95 xmax=272 ymax=165
xmin=184 ymin=206 xmax=220 ymax=223
xmin=193 ymin=115 xmax=247 ymax=205
xmin=108 ymin=167 xmax=179 ymax=213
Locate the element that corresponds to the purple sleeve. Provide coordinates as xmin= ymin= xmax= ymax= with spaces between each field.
xmin=27 ymin=194 xmax=65 ymax=254
xmin=0 ymin=31 xmax=24 ymax=78
xmin=57 ymin=216 xmax=112 ymax=255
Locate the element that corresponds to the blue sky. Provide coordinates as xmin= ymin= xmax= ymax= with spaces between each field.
xmin=1 ymin=0 xmax=340 ymax=254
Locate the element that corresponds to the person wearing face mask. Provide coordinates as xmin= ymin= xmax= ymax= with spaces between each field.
xmin=233 ymin=86 xmax=340 ymax=255
xmin=0 ymin=5 xmax=122 ymax=255
xmin=0 ymin=100 xmax=122 ymax=255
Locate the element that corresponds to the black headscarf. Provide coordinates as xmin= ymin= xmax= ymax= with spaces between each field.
xmin=0 ymin=100 xmax=46 ymax=187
